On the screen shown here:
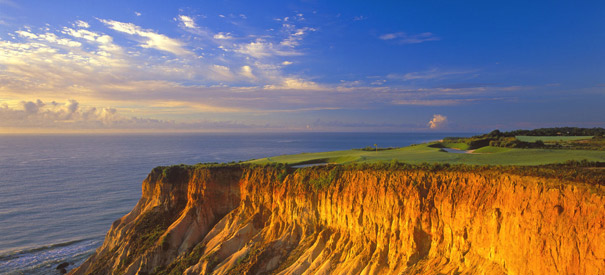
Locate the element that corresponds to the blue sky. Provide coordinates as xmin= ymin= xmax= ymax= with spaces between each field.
xmin=0 ymin=0 xmax=603 ymax=132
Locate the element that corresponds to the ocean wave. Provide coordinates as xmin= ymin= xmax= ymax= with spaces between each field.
xmin=0 ymin=238 xmax=100 ymax=274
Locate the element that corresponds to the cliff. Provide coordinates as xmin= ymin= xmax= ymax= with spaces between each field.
xmin=71 ymin=164 xmax=605 ymax=275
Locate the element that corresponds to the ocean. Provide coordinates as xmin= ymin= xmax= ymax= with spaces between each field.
xmin=0 ymin=132 xmax=468 ymax=274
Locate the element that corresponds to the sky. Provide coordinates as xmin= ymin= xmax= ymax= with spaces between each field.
xmin=0 ymin=0 xmax=603 ymax=133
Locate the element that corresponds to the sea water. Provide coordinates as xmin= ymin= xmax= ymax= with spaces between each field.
xmin=0 ymin=132 xmax=469 ymax=274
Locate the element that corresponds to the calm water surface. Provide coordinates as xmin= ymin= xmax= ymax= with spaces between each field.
xmin=0 ymin=132 xmax=472 ymax=274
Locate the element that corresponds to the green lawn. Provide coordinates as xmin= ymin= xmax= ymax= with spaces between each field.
xmin=250 ymin=142 xmax=605 ymax=166
xmin=472 ymin=146 xmax=511 ymax=153
xmin=439 ymin=142 xmax=471 ymax=150
xmin=515 ymin=136 xmax=593 ymax=142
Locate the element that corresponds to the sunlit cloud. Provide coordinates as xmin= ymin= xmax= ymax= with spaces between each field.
xmin=240 ymin=65 xmax=255 ymax=79
xmin=280 ymin=26 xmax=316 ymax=48
xmin=99 ymin=19 xmax=191 ymax=55
xmin=16 ymin=30 xmax=82 ymax=47
xmin=428 ymin=114 xmax=447 ymax=129
xmin=74 ymin=20 xmax=90 ymax=28
xmin=263 ymin=78 xmax=321 ymax=90
xmin=0 ymin=99 xmax=271 ymax=131
xmin=213 ymin=32 xmax=232 ymax=39
xmin=0 ymin=99 xmax=120 ymax=127
xmin=235 ymin=39 xmax=302 ymax=58
xmin=178 ymin=15 xmax=197 ymax=29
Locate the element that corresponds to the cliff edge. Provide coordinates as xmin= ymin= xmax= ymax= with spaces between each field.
xmin=71 ymin=164 xmax=605 ymax=275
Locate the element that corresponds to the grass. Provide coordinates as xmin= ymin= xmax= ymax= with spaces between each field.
xmin=439 ymin=142 xmax=471 ymax=150
xmin=472 ymin=146 xmax=511 ymax=153
xmin=248 ymin=143 xmax=605 ymax=166
xmin=515 ymin=136 xmax=593 ymax=142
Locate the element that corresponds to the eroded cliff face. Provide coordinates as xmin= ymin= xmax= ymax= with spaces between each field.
xmin=71 ymin=165 xmax=605 ymax=275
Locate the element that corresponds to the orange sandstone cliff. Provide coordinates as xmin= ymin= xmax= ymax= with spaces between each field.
xmin=71 ymin=165 xmax=605 ymax=275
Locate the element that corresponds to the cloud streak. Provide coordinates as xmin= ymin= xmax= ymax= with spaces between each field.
xmin=99 ymin=19 xmax=191 ymax=55
xmin=387 ymin=68 xmax=475 ymax=81
xmin=379 ymin=32 xmax=440 ymax=44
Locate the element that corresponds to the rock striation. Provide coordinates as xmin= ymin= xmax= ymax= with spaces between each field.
xmin=71 ymin=164 xmax=605 ymax=275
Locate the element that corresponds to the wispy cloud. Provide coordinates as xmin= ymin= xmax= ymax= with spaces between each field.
xmin=235 ymin=39 xmax=302 ymax=58
xmin=263 ymin=77 xmax=321 ymax=90
xmin=178 ymin=15 xmax=197 ymax=29
xmin=213 ymin=32 xmax=232 ymax=39
xmin=387 ymin=68 xmax=474 ymax=81
xmin=393 ymin=99 xmax=467 ymax=106
xmin=279 ymin=26 xmax=316 ymax=48
xmin=0 ymin=0 xmax=18 ymax=8
xmin=74 ymin=20 xmax=89 ymax=28
xmin=99 ymin=19 xmax=191 ymax=55
xmin=379 ymin=32 xmax=440 ymax=44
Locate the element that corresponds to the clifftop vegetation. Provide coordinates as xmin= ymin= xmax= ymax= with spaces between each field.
xmin=441 ymin=128 xmax=605 ymax=150
xmin=157 ymin=160 xmax=605 ymax=187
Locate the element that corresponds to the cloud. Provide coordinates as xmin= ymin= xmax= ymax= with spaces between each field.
xmin=394 ymin=99 xmax=465 ymax=106
xmin=0 ymin=99 xmax=120 ymax=127
xmin=379 ymin=32 xmax=440 ymax=44
xmin=388 ymin=68 xmax=473 ymax=81
xmin=371 ymin=79 xmax=386 ymax=85
xmin=15 ymin=30 xmax=38 ymax=39
xmin=61 ymin=27 xmax=121 ymax=53
xmin=75 ymin=20 xmax=90 ymax=28
xmin=0 ymin=25 xmax=515 ymax=116
xmin=280 ymin=26 xmax=316 ymax=48
xmin=209 ymin=65 xmax=235 ymax=81
xmin=232 ymin=20 xmax=313 ymax=60
xmin=22 ymin=99 xmax=45 ymax=114
xmin=213 ymin=32 xmax=232 ymax=39
xmin=99 ymin=19 xmax=191 ymax=55
xmin=0 ymin=99 xmax=288 ymax=132
xmin=2 ymin=16 xmax=494 ymax=130
xmin=428 ymin=114 xmax=447 ymax=129
xmin=178 ymin=15 xmax=197 ymax=29
xmin=240 ymin=65 xmax=255 ymax=79
xmin=263 ymin=77 xmax=321 ymax=90
xmin=235 ymin=39 xmax=302 ymax=58
xmin=16 ymin=30 xmax=82 ymax=47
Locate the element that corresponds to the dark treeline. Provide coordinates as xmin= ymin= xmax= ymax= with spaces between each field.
xmin=504 ymin=127 xmax=605 ymax=137
xmin=443 ymin=128 xmax=605 ymax=150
